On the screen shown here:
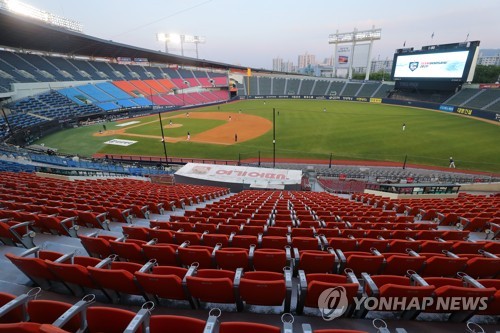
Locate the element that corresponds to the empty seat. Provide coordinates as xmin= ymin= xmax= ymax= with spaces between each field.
xmin=186 ymin=268 xmax=240 ymax=310
xmin=79 ymin=234 xmax=115 ymax=258
xmin=294 ymin=249 xmax=338 ymax=274
xmin=423 ymin=276 xmax=496 ymax=319
xmin=357 ymin=238 xmax=389 ymax=252
xmin=359 ymin=273 xmax=435 ymax=319
xmin=87 ymin=261 xmax=147 ymax=303
xmin=150 ymin=315 xmax=207 ymax=333
xmin=27 ymin=299 xmax=82 ymax=332
xmin=327 ymin=237 xmax=358 ymax=252
xmin=476 ymin=279 xmax=500 ymax=315
xmin=261 ymin=236 xmax=289 ymax=249
xmin=5 ymin=249 xmax=66 ymax=290
xmin=292 ymin=237 xmax=321 ymax=251
xmin=109 ymin=239 xmax=148 ymax=263
xmin=202 ymin=233 xmax=229 ymax=247
xmin=418 ymin=240 xmax=452 ymax=253
xmin=231 ymin=235 xmax=258 ymax=248
xmin=86 ymin=306 xmax=138 ymax=333
xmin=382 ymin=253 xmax=426 ymax=276
xmin=419 ymin=254 xmax=468 ymax=277
xmin=46 ymin=256 xmax=102 ymax=297
xmin=178 ymin=245 xmax=217 ymax=269
xmin=296 ymin=270 xmax=361 ymax=316
xmin=142 ymin=243 xmax=178 ymax=266
xmin=337 ymin=250 xmax=384 ymax=276
xmin=252 ymin=248 xmax=291 ymax=272
xmin=239 ymin=270 xmax=292 ymax=312
xmin=387 ymin=239 xmax=420 ymax=253
xmin=219 ymin=322 xmax=280 ymax=333
xmin=215 ymin=247 xmax=250 ymax=271
xmin=450 ymin=241 xmax=486 ymax=254
xmin=135 ymin=266 xmax=189 ymax=304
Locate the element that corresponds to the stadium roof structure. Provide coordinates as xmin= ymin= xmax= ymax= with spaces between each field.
xmin=0 ymin=9 xmax=247 ymax=71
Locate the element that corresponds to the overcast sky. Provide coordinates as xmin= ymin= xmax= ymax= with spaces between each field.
xmin=21 ymin=0 xmax=500 ymax=69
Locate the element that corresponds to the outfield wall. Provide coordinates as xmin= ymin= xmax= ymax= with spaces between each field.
xmin=240 ymin=95 xmax=500 ymax=123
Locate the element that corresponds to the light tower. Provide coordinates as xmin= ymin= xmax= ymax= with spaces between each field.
xmin=156 ymin=33 xmax=205 ymax=58
xmin=328 ymin=26 xmax=381 ymax=79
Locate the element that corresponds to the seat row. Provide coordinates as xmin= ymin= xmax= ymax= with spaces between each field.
xmin=78 ymin=234 xmax=500 ymax=279
xmin=5 ymin=248 xmax=293 ymax=312
xmin=5 ymin=249 xmax=499 ymax=322
xmin=152 ymin=217 xmax=472 ymax=241
xmin=1 ymin=289 xmax=362 ymax=333
xmin=119 ymin=224 xmax=498 ymax=254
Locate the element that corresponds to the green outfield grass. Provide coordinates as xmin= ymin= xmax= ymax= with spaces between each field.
xmin=35 ymin=100 xmax=500 ymax=173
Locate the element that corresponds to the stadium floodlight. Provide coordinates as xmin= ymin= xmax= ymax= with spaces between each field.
xmin=0 ymin=0 xmax=83 ymax=32
xmin=328 ymin=26 xmax=381 ymax=80
xmin=156 ymin=33 xmax=205 ymax=58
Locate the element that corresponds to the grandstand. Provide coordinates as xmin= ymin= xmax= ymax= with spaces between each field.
xmin=0 ymin=3 xmax=499 ymax=333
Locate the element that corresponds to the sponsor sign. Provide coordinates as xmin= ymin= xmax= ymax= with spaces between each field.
xmin=104 ymin=139 xmax=137 ymax=146
xmin=370 ymin=98 xmax=382 ymax=103
xmin=439 ymin=105 xmax=455 ymax=112
xmin=479 ymin=84 xmax=500 ymax=89
xmin=336 ymin=46 xmax=351 ymax=68
xmin=456 ymin=107 xmax=473 ymax=116
xmin=175 ymin=163 xmax=302 ymax=186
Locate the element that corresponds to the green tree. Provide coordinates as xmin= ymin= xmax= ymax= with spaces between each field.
xmin=472 ymin=65 xmax=500 ymax=83
xmin=352 ymin=71 xmax=392 ymax=81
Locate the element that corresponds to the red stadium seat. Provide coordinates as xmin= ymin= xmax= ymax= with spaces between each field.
xmin=419 ymin=253 xmax=468 ymax=277
xmin=109 ymin=239 xmax=148 ymax=263
xmin=261 ymin=236 xmax=290 ymax=249
xmin=0 ymin=292 xmax=23 ymax=323
xmin=476 ymin=279 xmax=500 ymax=315
xmin=135 ymin=266 xmax=190 ymax=305
xmin=46 ymin=256 xmax=102 ymax=297
xmin=86 ymin=307 xmax=138 ymax=333
xmin=215 ymin=247 xmax=251 ymax=271
xmin=336 ymin=250 xmax=384 ymax=276
xmin=292 ymin=236 xmax=321 ymax=251
xmin=186 ymin=268 xmax=241 ymax=310
xmin=423 ymin=276 xmax=496 ymax=320
xmin=142 ymin=243 xmax=178 ymax=266
xmin=252 ymin=248 xmax=291 ymax=272
xmin=293 ymin=249 xmax=338 ymax=274
xmin=381 ymin=253 xmax=426 ymax=276
xmin=5 ymin=249 xmax=68 ymax=291
xmin=202 ymin=233 xmax=229 ymax=247
xmin=219 ymin=322 xmax=280 ymax=333
xmin=296 ymin=270 xmax=361 ymax=316
xmin=238 ymin=270 xmax=292 ymax=312
xmin=178 ymin=244 xmax=218 ymax=269
xmin=79 ymin=233 xmax=115 ymax=259
xmin=359 ymin=273 xmax=435 ymax=319
xmin=150 ymin=315 xmax=207 ymax=333
xmin=87 ymin=260 xmax=148 ymax=303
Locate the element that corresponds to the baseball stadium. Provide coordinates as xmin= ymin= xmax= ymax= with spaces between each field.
xmin=0 ymin=1 xmax=499 ymax=333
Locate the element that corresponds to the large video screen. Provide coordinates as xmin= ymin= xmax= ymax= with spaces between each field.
xmin=393 ymin=50 xmax=470 ymax=79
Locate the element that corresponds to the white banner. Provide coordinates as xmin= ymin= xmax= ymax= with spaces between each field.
xmin=104 ymin=139 xmax=137 ymax=146
xmin=116 ymin=121 xmax=140 ymax=127
xmin=176 ymin=163 xmax=302 ymax=186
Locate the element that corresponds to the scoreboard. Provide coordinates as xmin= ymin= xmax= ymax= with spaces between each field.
xmin=390 ymin=41 xmax=480 ymax=90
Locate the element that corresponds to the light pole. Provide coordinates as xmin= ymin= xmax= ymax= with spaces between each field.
xmin=157 ymin=33 xmax=206 ymax=58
